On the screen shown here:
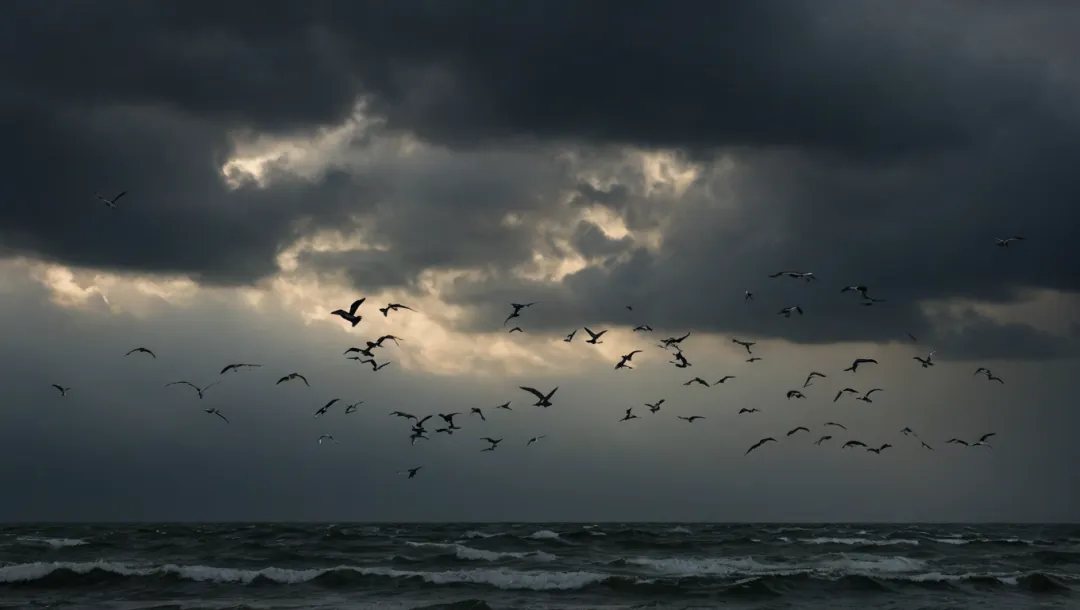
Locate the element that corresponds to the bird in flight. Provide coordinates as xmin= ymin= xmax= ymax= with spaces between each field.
xmin=220 ymin=363 xmax=262 ymax=374
xmin=313 ymin=399 xmax=340 ymax=418
xmin=166 ymin=380 xmax=219 ymax=399
xmin=746 ymin=357 xmax=763 ymax=363
xmin=715 ymin=375 xmax=736 ymax=385
xmin=125 ymin=347 xmax=156 ymax=359
xmin=344 ymin=401 xmax=363 ymax=414
xmin=947 ymin=438 xmax=970 ymax=446
xmin=563 ymin=330 xmax=577 ymax=342
xmin=480 ymin=437 xmax=503 ymax=452
xmin=842 ymin=440 xmax=867 ymax=449
xmin=844 ymin=358 xmax=878 ymax=373
xmin=670 ymin=351 xmax=691 ymax=368
xmin=526 ymin=435 xmax=547 ymax=446
xmin=859 ymin=296 xmax=886 ymax=306
xmin=508 ymin=327 xmax=523 ymax=334
xmin=978 ymin=432 xmax=997 ymax=444
xmin=824 ymin=422 xmax=847 ymax=430
xmin=358 ymin=359 xmax=391 ymax=372
xmin=833 ymin=388 xmax=859 ymax=402
xmin=318 ymin=434 xmax=338 ymax=445
xmin=683 ymin=377 xmax=710 ymax=387
xmin=399 ymin=467 xmax=422 ymax=479
xmin=330 ymin=298 xmax=366 ymax=327
xmin=768 ymin=271 xmax=815 ymax=281
xmin=583 ymin=327 xmax=607 ymax=345
xmin=731 ymin=338 xmax=755 ymax=354
xmin=646 ymin=400 xmax=665 ymax=413
xmin=745 ymin=437 xmax=776 ymax=455
xmin=995 ymin=236 xmax=1025 ymax=248
xmin=379 ymin=303 xmax=416 ymax=317
xmin=615 ymin=350 xmax=642 ymax=370
xmin=840 ymin=285 xmax=870 ymax=298
xmin=660 ymin=332 xmax=691 ymax=349
xmin=633 ymin=325 xmax=653 ymax=332
xmin=438 ymin=413 xmax=462 ymax=430
xmin=94 ymin=190 xmax=126 ymax=209
xmin=738 ymin=408 xmax=759 ymax=415
xmin=803 ymin=371 xmax=826 ymax=387
xmin=619 ymin=408 xmax=639 ymax=422
xmin=520 ymin=386 xmax=558 ymax=407
xmin=277 ymin=372 xmax=309 ymax=386
xmin=867 ymin=444 xmax=892 ymax=454
xmin=901 ymin=427 xmax=917 ymax=437
xmin=495 ymin=401 xmax=512 ymax=411
xmin=678 ymin=416 xmax=705 ymax=423
xmin=787 ymin=426 xmax=810 ymax=436
xmin=470 ymin=407 xmax=486 ymax=421
xmin=814 ymin=436 xmax=832 ymax=445
xmin=778 ymin=306 xmax=803 ymax=318
xmin=921 ymin=440 xmax=934 ymax=451
xmin=744 ymin=290 xmax=754 ymax=300
xmin=786 ymin=390 xmax=806 ymax=400
xmin=345 ymin=346 xmax=376 ymax=358
xmin=51 ymin=384 xmax=71 ymax=396
xmin=203 ymin=408 xmax=229 ymax=423
xmin=913 ymin=353 xmax=935 ymax=368
xmin=856 ymin=389 xmax=884 ymax=403
xmin=503 ymin=302 xmax=536 ymax=326
xmin=907 ymin=333 xmax=918 ymax=342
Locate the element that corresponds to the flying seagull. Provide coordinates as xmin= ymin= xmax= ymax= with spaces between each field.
xmin=670 ymin=351 xmax=691 ymax=368
xmin=840 ymin=285 xmax=870 ymax=298
xmin=978 ymin=432 xmax=997 ymax=443
xmin=344 ymin=402 xmax=363 ymax=414
xmin=520 ymin=386 xmax=558 ymax=407
xmin=125 ymin=347 xmax=156 ymax=359
xmin=946 ymin=438 xmax=969 ymax=446
xmin=220 ymin=363 xmax=262 ymax=374
xmin=615 ymin=350 xmax=642 ymax=369
xmin=379 ymin=303 xmax=416 ymax=317
xmin=633 ymin=325 xmax=654 ymax=332
xmin=94 ymin=190 xmax=126 ymax=208
xmin=995 ymin=236 xmax=1025 ymax=248
xmin=913 ymin=355 xmax=935 ymax=368
xmin=738 ymin=408 xmax=759 ymax=415
xmin=583 ymin=327 xmax=608 ymax=345
xmin=814 ymin=435 xmax=832 ymax=445
xmin=844 ymin=358 xmax=878 ymax=373
xmin=619 ymin=408 xmax=639 ymax=422
xmin=824 ymin=422 xmax=848 ymax=430
xmin=51 ymin=384 xmax=70 ymax=396
xmin=470 ymin=407 xmax=486 ymax=421
xmin=277 ymin=372 xmax=310 ymax=386
xmin=438 ymin=413 xmax=462 ymax=429
xmin=787 ymin=426 xmax=810 ymax=436
xmin=508 ymin=326 xmax=523 ymax=334
xmin=745 ymin=437 xmax=776 ymax=455
xmin=786 ymin=390 xmax=805 ymax=400
xmin=358 ymin=359 xmax=391 ymax=372
xmin=678 ymin=415 xmax=705 ymax=423
xmin=856 ymin=388 xmax=884 ymax=403
xmin=768 ymin=271 xmax=815 ymax=281
xmin=503 ymin=302 xmax=536 ymax=325
xmin=165 ymin=380 xmax=219 ymax=399
xmin=731 ymin=338 xmax=755 ymax=354
xmin=203 ymin=408 xmax=229 ymax=423
xmin=746 ymin=357 xmax=763 ymax=363
xmin=744 ymin=290 xmax=754 ymax=300
xmin=398 ymin=467 xmax=422 ymax=479
xmin=778 ymin=305 xmax=803 ymax=318
xmin=330 ymin=298 xmax=366 ymax=327
xmin=803 ymin=371 xmax=827 ymax=387
xmin=921 ymin=441 xmax=934 ymax=451
xmin=714 ymin=375 xmax=736 ymax=385
xmin=683 ymin=377 xmax=710 ymax=387
xmin=375 ymin=334 xmax=403 ymax=347
xmin=313 ymin=399 xmax=340 ymax=418
xmin=318 ymin=434 xmax=338 ymax=445
xmin=563 ymin=330 xmax=577 ymax=342
xmin=842 ymin=440 xmax=867 ymax=449
xmin=526 ymin=435 xmax=547 ymax=446
xmin=495 ymin=401 xmax=512 ymax=411
xmin=833 ymin=388 xmax=859 ymax=402
xmin=867 ymin=444 xmax=892 ymax=454
xmin=901 ymin=427 xmax=917 ymax=437
xmin=480 ymin=437 xmax=503 ymax=452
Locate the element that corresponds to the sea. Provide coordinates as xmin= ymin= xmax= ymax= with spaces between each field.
xmin=1 ymin=523 xmax=1077 ymax=609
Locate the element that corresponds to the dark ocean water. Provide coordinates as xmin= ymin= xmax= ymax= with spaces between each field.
xmin=1 ymin=524 xmax=1078 ymax=610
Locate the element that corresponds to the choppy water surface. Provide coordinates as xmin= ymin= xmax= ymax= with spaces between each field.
xmin=1 ymin=523 xmax=1078 ymax=609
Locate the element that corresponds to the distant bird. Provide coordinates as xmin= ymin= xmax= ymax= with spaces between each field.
xmin=859 ymin=296 xmax=885 ymax=306
xmin=616 ymin=350 xmax=642 ymax=370
xmin=583 ymin=327 xmax=607 ymax=344
xmin=973 ymin=440 xmax=993 ymax=448
xmin=495 ymin=401 xmax=513 ymax=411
xmin=390 ymin=411 xmax=416 ymax=420
xmin=633 ymin=325 xmax=653 ymax=332
xmin=995 ymin=236 xmax=1025 ymax=248
xmin=409 ymin=433 xmax=429 ymax=446
xmin=398 ymin=467 xmax=422 ymax=479
xmin=787 ymin=426 xmax=810 ymax=436
xmin=165 ymin=380 xmax=219 ymax=399
xmin=619 ymin=408 xmax=639 ymax=422
xmin=920 ymin=440 xmax=934 ymax=451
xmin=94 ymin=190 xmax=126 ymax=208
xmin=746 ymin=357 xmax=763 ymax=363
xmin=803 ymin=371 xmax=827 ymax=388
xmin=978 ymin=432 xmax=996 ymax=443
xmin=220 ymin=363 xmax=262 ymax=374
xmin=856 ymin=388 xmax=883 ymax=403
xmin=470 ymin=407 xmax=486 ymax=421
xmin=778 ymin=306 xmax=803 ymax=318
xmin=946 ymin=438 xmax=969 ymax=446
xmin=345 ymin=347 xmax=376 ymax=359
xmin=330 ymin=298 xmax=366 ymax=327
xmin=277 ymin=372 xmax=310 ymax=386
xmin=526 ymin=435 xmax=547 ymax=446
xmin=738 ymin=408 xmax=759 ymax=415
xmin=815 ymin=436 xmax=832 ymax=445
xmin=678 ymin=416 xmax=705 ymax=423
xmin=744 ymin=290 xmax=754 ymax=300
xmin=51 ymin=384 xmax=70 ymax=396
xmin=358 ymin=359 xmax=391 ymax=372
xmin=660 ymin=332 xmax=691 ymax=348
xmin=508 ymin=327 xmax=523 ymax=334
xmin=842 ymin=440 xmax=867 ymax=449
xmin=313 ymin=399 xmax=340 ymax=418
xmin=344 ymin=402 xmax=363 ymax=414
xmin=683 ymin=377 xmax=710 ymax=387
xmin=480 ymin=437 xmax=502 ymax=452
xmin=913 ymin=355 xmax=935 ymax=368
xmin=745 ymin=437 xmax=776 ymax=455
xmin=374 ymin=334 xmax=403 ymax=347
xmin=645 ymin=399 xmax=666 ymax=412
xmin=986 ymin=374 xmax=1004 ymax=384
xmin=125 ymin=347 xmax=156 ymax=359
xmin=907 ymin=333 xmax=918 ymax=342
xmin=974 ymin=367 xmax=992 ymax=377
xmin=732 ymin=338 xmax=755 ymax=354
xmin=833 ymin=388 xmax=859 ymax=402
xmin=769 ymin=271 xmax=815 ymax=281
xmin=715 ymin=375 xmax=736 ymax=384
xmin=203 ymin=408 xmax=229 ymax=423
xmin=563 ymin=330 xmax=577 ymax=342
xmin=438 ymin=413 xmax=462 ymax=429
xmin=786 ymin=390 xmax=805 ymax=400
xmin=867 ymin=444 xmax=892 ymax=454
xmin=840 ymin=285 xmax=870 ymax=298
xmin=503 ymin=302 xmax=536 ymax=326
xmin=379 ymin=303 xmax=416 ymax=317
xmin=318 ymin=434 xmax=338 ymax=445
xmin=625 ymin=305 xmax=633 ymax=311
xmin=670 ymin=351 xmax=691 ymax=368
xmin=825 ymin=422 xmax=848 ymax=430
xmin=520 ymin=386 xmax=558 ymax=407
xmin=844 ymin=358 xmax=878 ymax=373
xmin=900 ymin=427 xmax=916 ymax=437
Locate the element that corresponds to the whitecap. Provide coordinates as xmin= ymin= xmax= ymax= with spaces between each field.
xmin=669 ymin=526 xmax=692 ymax=534
xmin=799 ymin=537 xmax=920 ymax=546
xmin=15 ymin=536 xmax=87 ymax=549
xmin=404 ymin=541 xmax=555 ymax=562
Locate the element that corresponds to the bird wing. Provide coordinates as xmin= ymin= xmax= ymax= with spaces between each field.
xmin=979 ymin=433 xmax=996 ymax=442
xmin=348 ymin=299 xmax=365 ymax=315
xmin=168 ymin=381 xmax=198 ymax=391
xmin=276 ymin=377 xmax=288 ymax=384
xmin=865 ymin=388 xmax=883 ymax=397
xmin=51 ymin=384 xmax=64 ymax=392
xmin=296 ymin=374 xmax=309 ymax=386
xmin=215 ymin=412 xmax=230 ymax=423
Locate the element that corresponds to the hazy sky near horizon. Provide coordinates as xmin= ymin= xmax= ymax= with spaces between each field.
xmin=2 ymin=1 xmax=1080 ymax=522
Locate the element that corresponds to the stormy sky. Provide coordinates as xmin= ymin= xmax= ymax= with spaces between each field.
xmin=1 ymin=0 xmax=1078 ymax=522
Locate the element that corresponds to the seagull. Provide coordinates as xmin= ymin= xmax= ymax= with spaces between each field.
xmin=583 ymin=327 xmax=608 ymax=345
xmin=744 ymin=290 xmax=754 ymax=300
xmin=731 ymin=338 xmax=756 ymax=354
xmin=786 ymin=390 xmax=805 ymax=400
xmin=165 ymin=380 xmax=219 ymax=399
xmin=398 ymin=467 xmax=422 ymax=479
xmin=859 ymin=296 xmax=886 ymax=306
xmin=978 ymin=432 xmax=996 ymax=443
xmin=495 ymin=401 xmax=513 ymax=411
xmin=683 ymin=377 xmax=710 ymax=387
xmin=825 ymin=422 xmax=848 ymax=430
xmin=358 ymin=359 xmax=391 ymax=372
xmin=277 ymin=373 xmax=310 ymax=386
xmin=330 ymin=298 xmax=366 ymax=327
xmin=390 ymin=411 xmax=416 ymax=420
xmin=995 ymin=236 xmax=1025 ymax=248
xmin=203 ymin=408 xmax=229 ymax=423
xmin=94 ymin=190 xmax=126 ymax=208
xmin=520 ymin=386 xmax=558 ymax=407
xmin=913 ymin=355 xmax=935 ymax=368
xmin=409 ymin=433 xmax=429 ymax=446
xmin=633 ymin=325 xmax=653 ymax=332
xmin=842 ymin=440 xmax=867 ymax=449
xmin=619 ymin=408 xmax=639 ymax=422
xmin=313 ymin=399 xmax=340 ymax=418
xmin=125 ymin=347 xmax=156 ymax=359
xmin=503 ymin=302 xmax=536 ymax=326
xmin=787 ymin=426 xmax=810 ymax=436
xmin=844 ymin=358 xmax=878 ymax=373
xmin=678 ymin=416 xmax=705 ymax=423
xmin=986 ymin=374 xmax=1004 ymax=384
xmin=972 ymin=440 xmax=993 ymax=448
xmin=907 ymin=333 xmax=918 ymax=342
xmin=645 ymin=399 xmax=666 ymax=413
xmin=480 ymin=437 xmax=503 ymax=452
xmin=375 ymin=334 xmax=403 ymax=347
xmin=344 ymin=346 xmax=376 ymax=358
xmin=51 ymin=384 xmax=70 ymax=396
xmin=867 ymin=444 xmax=892 ymax=454
xmin=946 ymin=438 xmax=969 ymax=446
xmin=778 ymin=306 xmax=803 ymax=318
xmin=769 ymin=271 xmax=815 ymax=281
xmin=526 ymin=435 xmax=547 ymax=446
xmin=974 ymin=367 xmax=992 ymax=377
xmin=509 ymin=327 xmax=523 ymax=334
xmin=921 ymin=442 xmax=934 ymax=453
xmin=738 ymin=408 xmax=759 ymax=415
xmin=714 ymin=376 xmax=736 ymax=384
xmin=745 ymin=437 xmax=776 ymax=455
xmin=746 ymin=357 xmax=763 ymax=363
xmin=616 ymin=350 xmax=643 ymax=369
xmin=470 ymin=407 xmax=486 ymax=421
xmin=803 ymin=372 xmax=827 ymax=387
xmin=840 ymin=285 xmax=870 ymax=298
xmin=563 ymin=330 xmax=577 ymax=342
xmin=833 ymin=388 xmax=859 ymax=402
xmin=660 ymin=332 xmax=691 ymax=348
xmin=318 ymin=434 xmax=338 ymax=444
xmin=901 ymin=427 xmax=917 ymax=437
xmin=344 ymin=402 xmax=363 ymax=414
xmin=814 ymin=435 xmax=832 ymax=445
xmin=856 ymin=389 xmax=884 ymax=403
xmin=379 ymin=303 xmax=416 ymax=317
xmin=220 ymin=363 xmax=262 ymax=374
xmin=625 ymin=305 xmax=633 ymax=311
xmin=670 ymin=351 xmax=691 ymax=368
xmin=438 ymin=413 xmax=462 ymax=429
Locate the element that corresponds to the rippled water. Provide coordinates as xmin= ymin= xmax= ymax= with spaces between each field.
xmin=2 ymin=523 xmax=1078 ymax=609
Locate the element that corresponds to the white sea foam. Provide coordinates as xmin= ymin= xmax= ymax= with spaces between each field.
xmin=669 ymin=526 xmax=692 ymax=534
xmin=14 ymin=536 xmax=87 ymax=548
xmin=526 ymin=530 xmax=562 ymax=540
xmin=799 ymin=537 xmax=920 ymax=546
xmin=627 ymin=554 xmax=926 ymax=578
xmin=403 ymin=541 xmax=556 ymax=562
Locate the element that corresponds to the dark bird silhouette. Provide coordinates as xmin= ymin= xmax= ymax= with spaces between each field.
xmin=165 ymin=380 xmax=219 ymax=399
xmin=344 ymin=401 xmax=363 ymax=414
xmin=125 ymin=347 xmax=156 ymax=359
xmin=995 ymin=236 xmax=1025 ymax=248
xmin=670 ymin=351 xmax=691 ymax=368
xmin=330 ymin=298 xmax=365 ymax=327
xmin=913 ymin=355 xmax=935 ymax=368
xmin=859 ymin=296 xmax=885 ymax=306
xmin=867 ymin=444 xmax=892 ymax=454
xmin=844 ymin=358 xmax=878 ymax=373
xmin=946 ymin=438 xmax=969 ymax=446
xmin=277 ymin=372 xmax=309 ymax=386
xmin=840 ymin=285 xmax=870 ymax=298
xmin=660 ymin=332 xmax=691 ymax=348
xmin=619 ymin=408 xmax=639 ymax=422
xmin=203 ymin=408 xmax=229 ymax=423
xmin=901 ymin=427 xmax=917 ymax=437
xmin=51 ymin=384 xmax=70 ymax=396
xmin=389 ymin=411 xmax=416 ymax=420
xmin=907 ymin=333 xmax=918 ymax=342
xmin=921 ymin=441 xmax=934 ymax=450
xmin=616 ymin=350 xmax=643 ymax=370
xmin=480 ymin=437 xmax=502 ymax=452
xmin=815 ymin=435 xmax=832 ymax=445
xmin=978 ymin=432 xmax=997 ymax=443
xmin=714 ymin=376 xmax=736 ymax=384
xmin=563 ymin=330 xmax=577 ymax=342
xmin=318 ymin=434 xmax=338 ymax=445
xmin=95 ymin=190 xmax=127 ymax=209
xmin=778 ymin=305 xmax=803 ymax=318
xmin=220 ymin=363 xmax=262 ymax=374
xmin=842 ymin=440 xmax=867 ymax=449
xmin=786 ymin=390 xmax=805 ymax=400
xmin=683 ymin=377 xmax=710 ymax=387
xmin=438 ymin=413 xmax=462 ymax=429
xmin=583 ymin=327 xmax=608 ymax=344
xmin=986 ymin=374 xmax=1004 ymax=384
xmin=358 ymin=359 xmax=391 ymax=371
xmin=856 ymin=388 xmax=883 ymax=403
xmin=503 ymin=302 xmax=536 ymax=325
xmin=787 ymin=426 xmax=810 ymax=436
xmin=825 ymin=422 xmax=847 ymax=430
xmin=495 ymin=401 xmax=513 ymax=411
xmin=746 ymin=357 xmax=763 ymax=363
xmin=678 ymin=416 xmax=705 ymax=423
xmin=508 ymin=327 xmax=523 ymax=334
xmin=375 ymin=334 xmax=403 ymax=347
xmin=833 ymin=388 xmax=859 ymax=402
xmin=744 ymin=290 xmax=754 ymax=300
xmin=803 ymin=372 xmax=826 ymax=387
xmin=470 ymin=407 xmax=486 ymax=421
xmin=768 ymin=271 xmax=815 ymax=281
xmin=344 ymin=346 xmax=376 ymax=358
xmin=745 ymin=437 xmax=776 ymax=455
xmin=379 ymin=303 xmax=416 ymax=317
xmin=732 ymin=338 xmax=755 ymax=354
xmin=625 ymin=305 xmax=633 ymax=311
xmin=313 ymin=399 xmax=340 ymax=418
xmin=527 ymin=435 xmax=547 ymax=446
xmin=399 ymin=467 xmax=422 ymax=479
xmin=633 ymin=325 xmax=653 ymax=332
xmin=520 ymin=386 xmax=558 ymax=407
xmin=738 ymin=408 xmax=759 ymax=415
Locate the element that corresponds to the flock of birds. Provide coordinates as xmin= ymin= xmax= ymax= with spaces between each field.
xmin=76 ymin=191 xmax=1027 ymax=479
